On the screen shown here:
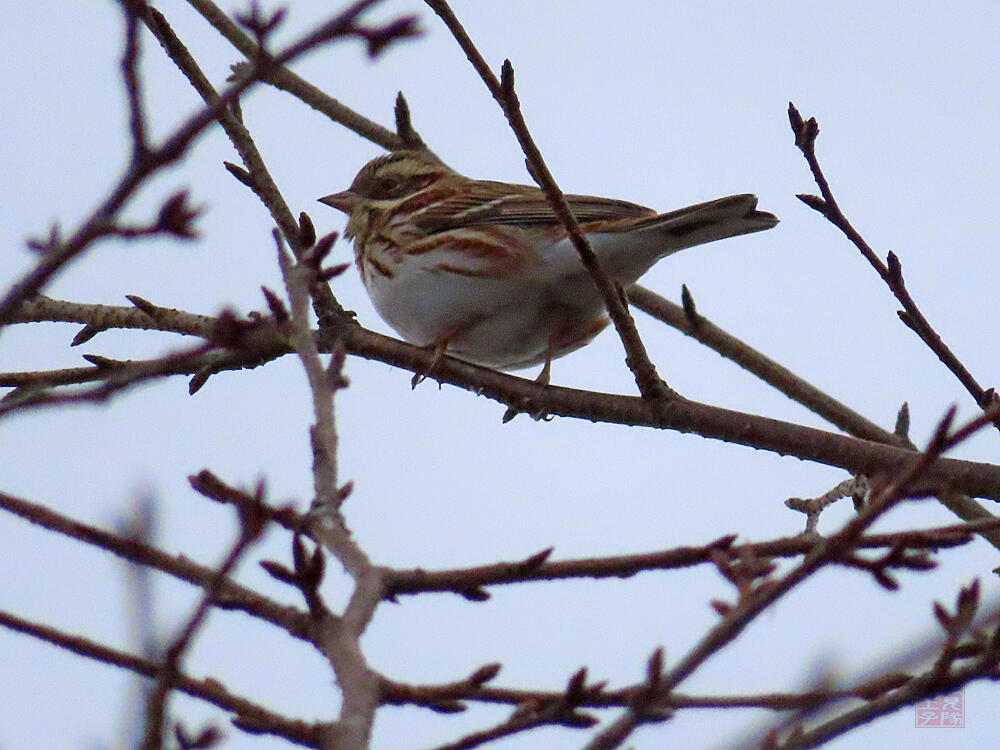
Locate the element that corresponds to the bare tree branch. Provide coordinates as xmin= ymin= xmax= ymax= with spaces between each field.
xmin=0 ymin=607 xmax=328 ymax=747
xmin=424 ymin=0 xmax=672 ymax=400
xmin=184 ymin=0 xmax=416 ymax=152
xmin=386 ymin=519 xmax=998 ymax=599
xmin=582 ymin=406 xmax=996 ymax=749
xmin=789 ymin=103 xmax=999 ymax=427
xmin=140 ymin=485 xmax=267 ymax=750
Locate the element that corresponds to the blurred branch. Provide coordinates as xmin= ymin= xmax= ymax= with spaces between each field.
xmin=0 ymin=607 xmax=327 ymax=746
xmin=0 ymin=489 xmax=310 ymax=637
xmin=119 ymin=0 xmax=148 ymax=157
xmin=765 ymin=596 xmax=1000 ymax=750
xmin=140 ymin=484 xmax=267 ymax=750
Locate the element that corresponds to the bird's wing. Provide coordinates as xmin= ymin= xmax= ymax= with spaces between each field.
xmin=408 ymin=179 xmax=656 ymax=233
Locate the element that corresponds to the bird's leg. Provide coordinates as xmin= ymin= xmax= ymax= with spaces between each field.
xmin=411 ymin=326 xmax=462 ymax=389
xmin=531 ymin=316 xmax=608 ymax=388
xmin=503 ymin=337 xmax=556 ymax=423
xmin=533 ymin=342 xmax=554 ymax=386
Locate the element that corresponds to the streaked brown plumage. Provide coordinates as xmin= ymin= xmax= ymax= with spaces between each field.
xmin=320 ymin=150 xmax=778 ymax=371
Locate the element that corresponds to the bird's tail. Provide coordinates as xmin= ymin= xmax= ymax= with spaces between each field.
xmin=633 ymin=193 xmax=778 ymax=249
xmin=590 ymin=193 xmax=777 ymax=281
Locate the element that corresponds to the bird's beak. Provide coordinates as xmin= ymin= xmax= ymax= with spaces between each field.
xmin=318 ymin=190 xmax=355 ymax=213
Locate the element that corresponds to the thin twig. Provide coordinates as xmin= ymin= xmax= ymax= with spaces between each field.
xmin=386 ymin=518 xmax=999 ymax=599
xmin=185 ymin=0 xmax=413 ymax=152
xmin=788 ymin=103 xmax=998 ymax=426
xmin=142 ymin=4 xmax=357 ymax=332
xmin=119 ymin=0 xmax=148 ymax=158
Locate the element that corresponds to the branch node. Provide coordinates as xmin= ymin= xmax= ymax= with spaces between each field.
xmin=886 ymin=250 xmax=903 ymax=283
xmin=459 ymin=586 xmax=491 ymax=602
xmin=189 ymin=366 xmax=213 ymax=394
xmin=565 ymin=667 xmax=588 ymax=702
xmin=894 ymin=401 xmax=911 ymax=440
xmin=125 ymin=294 xmax=160 ymax=319
xmin=796 ymin=193 xmax=827 ymax=213
xmin=224 ymin=161 xmax=254 ymax=188
xmin=260 ymin=286 xmax=289 ymax=324
xmin=394 ymin=91 xmax=426 ymax=149
xmin=468 ymin=662 xmax=503 ymax=686
xmin=318 ymin=262 xmax=351 ymax=282
xmin=71 ymin=324 xmax=104 ymax=347
xmin=788 ymin=102 xmax=819 ymax=150
xmin=680 ymin=284 xmax=700 ymax=326
xmin=517 ymin=547 xmax=553 ymax=572
xmin=298 ymin=211 xmax=316 ymax=248
xmin=499 ymin=59 xmax=516 ymax=104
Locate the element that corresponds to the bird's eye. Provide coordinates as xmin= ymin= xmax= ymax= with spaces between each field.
xmin=373 ymin=177 xmax=409 ymax=199
xmin=352 ymin=173 xmax=431 ymax=201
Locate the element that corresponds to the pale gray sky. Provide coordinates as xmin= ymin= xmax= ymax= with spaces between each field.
xmin=2 ymin=2 xmax=999 ymax=749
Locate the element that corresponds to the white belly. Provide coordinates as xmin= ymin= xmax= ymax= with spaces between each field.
xmin=364 ymin=249 xmax=611 ymax=370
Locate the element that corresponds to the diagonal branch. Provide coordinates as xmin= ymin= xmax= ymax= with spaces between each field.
xmin=184 ymin=0 xmax=410 ymax=152
xmin=0 ymin=488 xmax=310 ymax=636
xmin=424 ymin=0 xmax=672 ymax=400
xmin=788 ymin=103 xmax=998 ymax=426
xmin=0 ymin=607 xmax=327 ymax=747
xmin=629 ymin=285 xmax=895 ymax=443
xmin=140 ymin=488 xmax=267 ymax=750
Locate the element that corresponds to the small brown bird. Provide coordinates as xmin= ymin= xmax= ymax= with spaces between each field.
xmin=321 ymin=150 xmax=777 ymax=373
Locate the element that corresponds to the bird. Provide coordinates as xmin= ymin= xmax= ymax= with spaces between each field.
xmin=319 ymin=149 xmax=777 ymax=378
